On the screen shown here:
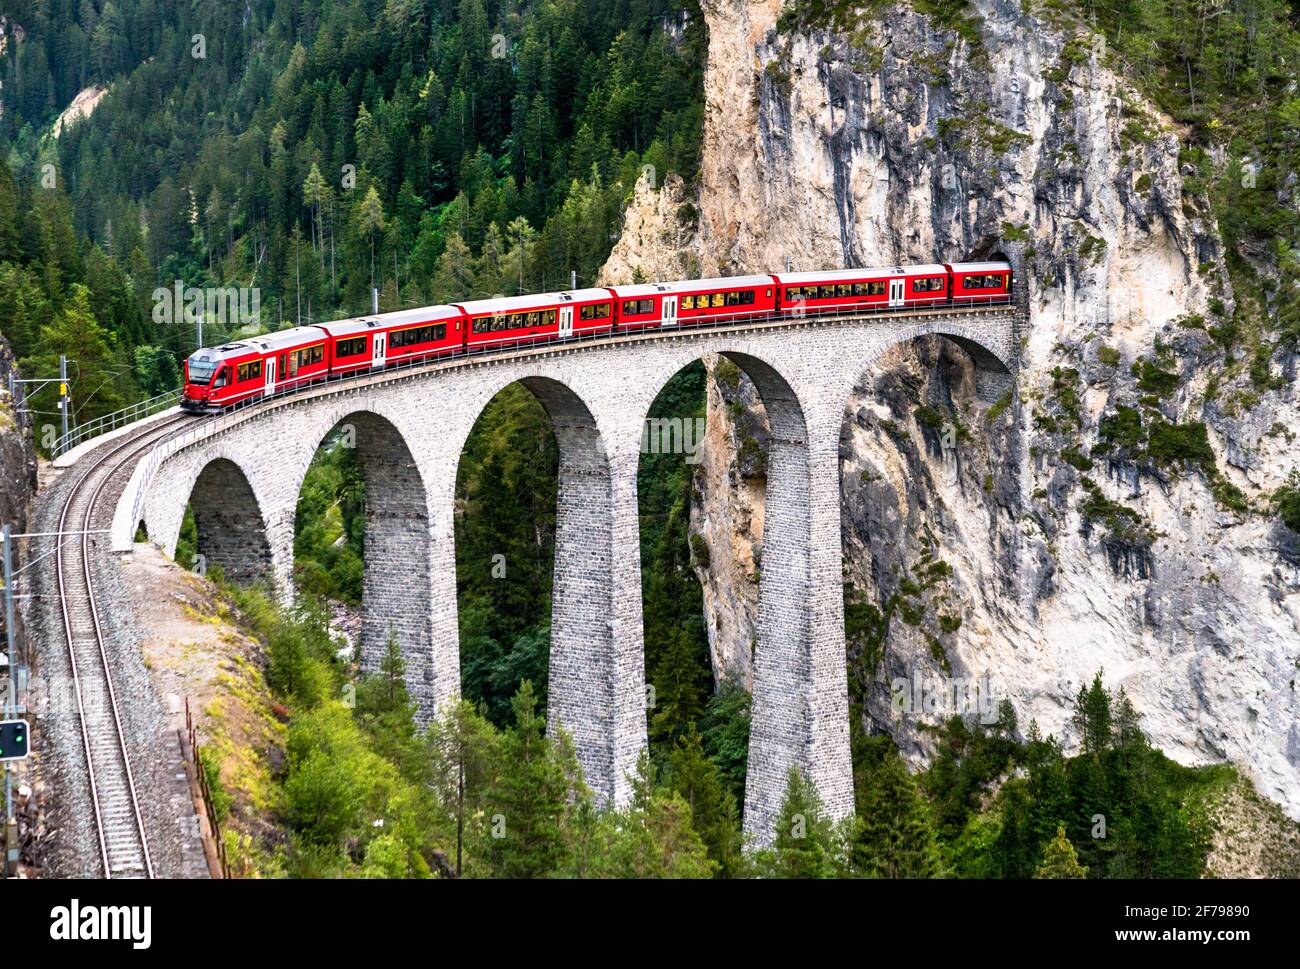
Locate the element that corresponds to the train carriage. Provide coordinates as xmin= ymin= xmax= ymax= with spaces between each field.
xmin=457 ymin=289 xmax=615 ymax=351
xmin=773 ymin=264 xmax=950 ymax=317
xmin=316 ymin=305 xmax=463 ymax=374
xmin=182 ymin=325 xmax=329 ymax=411
xmin=182 ymin=259 xmax=1013 ymax=413
xmin=948 ymin=261 xmax=1013 ymax=304
xmin=609 ymin=275 xmax=776 ymax=331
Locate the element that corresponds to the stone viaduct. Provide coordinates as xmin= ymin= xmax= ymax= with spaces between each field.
xmin=114 ymin=303 xmax=1020 ymax=845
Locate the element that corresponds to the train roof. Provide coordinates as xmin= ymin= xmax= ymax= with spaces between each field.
xmin=190 ymin=325 xmax=326 ymax=362
xmin=247 ymin=325 xmax=330 ymax=352
xmin=610 ymin=275 xmax=776 ymax=298
xmin=315 ymin=304 xmax=463 ymax=338
xmin=950 ymin=261 xmax=1013 ymax=273
xmin=455 ymin=288 xmax=614 ymax=316
xmin=772 ymin=265 xmax=948 ymax=284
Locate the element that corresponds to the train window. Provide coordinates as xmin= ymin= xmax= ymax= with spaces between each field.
xmin=964 ymin=274 xmax=996 ymax=289
xmin=581 ymin=303 xmax=610 ymax=320
xmin=213 ymin=367 xmax=228 ymax=388
xmin=292 ymin=345 xmax=323 ymax=369
xmin=852 ymin=283 xmax=866 ymax=296
xmin=595 ymin=303 xmax=610 ymax=317
xmin=819 ymin=285 xmax=835 ymax=299
xmin=837 ymin=284 xmax=851 ymax=297
xmin=622 ymin=300 xmax=650 ymax=315
xmin=493 ymin=314 xmax=508 ymax=331
xmin=741 ymin=290 xmax=755 ymax=304
xmin=868 ymin=281 xmax=886 ymax=295
xmin=473 ymin=317 xmax=489 ymax=333
xmin=390 ymin=324 xmax=447 ymax=348
xmin=236 ymin=360 xmax=263 ymax=382
xmin=912 ymin=279 xmax=926 ymax=292
xmin=725 ymin=291 xmax=739 ymax=306
xmin=336 ymin=336 xmax=367 ymax=358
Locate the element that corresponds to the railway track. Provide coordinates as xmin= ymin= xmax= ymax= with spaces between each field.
xmin=53 ymin=413 xmax=200 ymax=878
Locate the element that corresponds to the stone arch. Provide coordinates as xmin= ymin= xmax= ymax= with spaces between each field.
xmin=453 ymin=373 xmax=645 ymax=807
xmin=837 ymin=320 xmax=1016 ymax=407
xmin=186 ymin=457 xmax=275 ymax=584
xmin=296 ymin=409 xmax=436 ymax=711
xmin=633 ymin=345 xmax=854 ymax=846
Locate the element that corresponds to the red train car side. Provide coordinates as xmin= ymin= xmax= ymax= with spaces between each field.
xmin=182 ymin=261 xmax=1013 ymax=413
xmin=182 ymin=325 xmax=329 ymax=411
xmin=609 ymin=275 xmax=776 ymax=331
xmin=948 ymin=262 xmax=1013 ymax=304
xmin=316 ymin=305 xmax=464 ymax=375
xmin=456 ymin=288 xmax=615 ymax=351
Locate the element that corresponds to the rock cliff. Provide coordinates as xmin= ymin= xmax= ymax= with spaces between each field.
xmin=602 ymin=0 xmax=1300 ymax=817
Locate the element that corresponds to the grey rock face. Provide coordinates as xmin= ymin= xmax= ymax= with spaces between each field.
xmin=604 ymin=0 xmax=1300 ymax=818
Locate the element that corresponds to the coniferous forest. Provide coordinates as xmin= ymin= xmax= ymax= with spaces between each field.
xmin=2 ymin=0 xmax=1299 ymax=882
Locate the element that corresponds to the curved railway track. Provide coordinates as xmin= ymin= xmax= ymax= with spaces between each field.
xmin=53 ymin=413 xmax=200 ymax=878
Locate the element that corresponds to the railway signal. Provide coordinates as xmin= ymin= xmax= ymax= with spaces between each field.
xmin=0 ymin=720 xmax=27 ymax=761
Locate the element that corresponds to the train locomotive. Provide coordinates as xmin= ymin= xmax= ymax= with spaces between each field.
xmin=182 ymin=261 xmax=1012 ymax=412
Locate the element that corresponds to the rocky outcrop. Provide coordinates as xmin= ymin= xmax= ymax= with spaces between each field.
xmin=0 ymin=335 xmax=36 ymax=533
xmin=604 ymin=0 xmax=1300 ymax=817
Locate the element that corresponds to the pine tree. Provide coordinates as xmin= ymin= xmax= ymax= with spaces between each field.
xmin=667 ymin=724 xmax=742 ymax=877
xmin=426 ymin=699 xmax=499 ymax=877
xmin=430 ymin=232 xmax=475 ymax=302
xmin=753 ymin=767 xmax=843 ymax=879
xmin=851 ymin=745 xmax=941 ymax=878
xmin=353 ymin=185 xmax=386 ymax=293
xmin=1073 ymin=671 xmax=1113 ymax=756
xmin=26 ymin=282 xmax=125 ymax=423
xmin=1036 ymin=824 xmax=1088 ymax=879
xmin=595 ymin=751 xmax=716 ymax=878
xmin=481 ymin=681 xmax=581 ymax=878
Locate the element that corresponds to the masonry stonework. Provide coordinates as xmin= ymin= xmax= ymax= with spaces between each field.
xmin=129 ymin=308 xmax=1017 ymax=845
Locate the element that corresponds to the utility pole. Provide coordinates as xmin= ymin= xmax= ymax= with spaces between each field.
xmin=570 ymin=270 xmax=577 ymax=291
xmin=59 ymin=355 xmax=68 ymax=447
xmin=372 ymin=287 xmax=379 ymax=315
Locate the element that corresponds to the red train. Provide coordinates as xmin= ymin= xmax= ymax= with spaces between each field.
xmin=182 ymin=261 xmax=1011 ymax=411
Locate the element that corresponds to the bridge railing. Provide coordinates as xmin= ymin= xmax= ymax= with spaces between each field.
xmin=54 ymin=389 xmax=181 ymax=457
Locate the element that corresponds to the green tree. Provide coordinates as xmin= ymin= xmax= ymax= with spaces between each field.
xmin=594 ymin=751 xmax=716 ymax=878
xmin=481 ymin=681 xmax=584 ymax=878
xmin=851 ymin=744 xmax=941 ymax=878
xmin=427 ymin=699 xmax=500 ymax=877
xmin=1036 ymin=824 xmax=1088 ymax=879
xmin=1073 ymin=671 xmax=1113 ymax=755
xmin=752 ymin=767 xmax=845 ymax=879
xmin=666 ymin=725 xmax=742 ymax=877
xmin=353 ymin=185 xmax=387 ymax=293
